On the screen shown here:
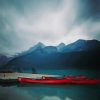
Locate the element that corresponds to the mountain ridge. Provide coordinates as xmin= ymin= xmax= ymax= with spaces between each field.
xmin=17 ymin=39 xmax=100 ymax=55
xmin=1 ymin=39 xmax=100 ymax=71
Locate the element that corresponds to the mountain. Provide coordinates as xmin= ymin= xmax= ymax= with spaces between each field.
xmin=28 ymin=42 xmax=45 ymax=53
xmin=61 ymin=39 xmax=100 ymax=52
xmin=16 ymin=42 xmax=45 ymax=57
xmin=2 ymin=39 xmax=100 ymax=70
xmin=0 ymin=54 xmax=11 ymax=67
xmin=43 ymin=46 xmax=58 ymax=54
xmin=57 ymin=43 xmax=66 ymax=52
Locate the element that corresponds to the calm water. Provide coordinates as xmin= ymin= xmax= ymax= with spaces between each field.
xmin=0 ymin=69 xmax=100 ymax=100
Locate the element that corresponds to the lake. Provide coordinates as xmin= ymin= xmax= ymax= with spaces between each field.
xmin=0 ymin=69 xmax=100 ymax=100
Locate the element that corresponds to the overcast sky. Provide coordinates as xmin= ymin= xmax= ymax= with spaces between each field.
xmin=0 ymin=0 xmax=100 ymax=55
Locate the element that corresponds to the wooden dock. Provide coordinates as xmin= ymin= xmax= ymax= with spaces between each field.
xmin=0 ymin=72 xmax=61 ymax=80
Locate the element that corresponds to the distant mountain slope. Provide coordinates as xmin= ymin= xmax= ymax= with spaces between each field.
xmin=2 ymin=39 xmax=100 ymax=70
xmin=61 ymin=39 xmax=100 ymax=52
xmin=57 ymin=43 xmax=66 ymax=52
xmin=43 ymin=46 xmax=58 ymax=53
xmin=27 ymin=42 xmax=45 ymax=53
xmin=16 ymin=42 xmax=45 ymax=57
xmin=0 ymin=55 xmax=11 ymax=67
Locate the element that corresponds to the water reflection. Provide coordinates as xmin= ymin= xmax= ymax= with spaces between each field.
xmin=0 ymin=69 xmax=100 ymax=100
xmin=0 ymin=83 xmax=100 ymax=100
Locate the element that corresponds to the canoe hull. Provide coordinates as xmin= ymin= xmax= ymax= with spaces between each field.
xmin=18 ymin=78 xmax=100 ymax=85
xmin=18 ymin=78 xmax=72 ymax=84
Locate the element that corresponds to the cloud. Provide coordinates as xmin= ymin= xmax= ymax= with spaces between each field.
xmin=0 ymin=0 xmax=79 ymax=55
xmin=0 ymin=0 xmax=100 ymax=55
xmin=11 ymin=0 xmax=78 ymax=43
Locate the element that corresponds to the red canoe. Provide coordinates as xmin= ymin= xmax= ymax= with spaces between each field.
xmin=18 ymin=76 xmax=100 ymax=85
xmin=18 ymin=78 xmax=72 ymax=84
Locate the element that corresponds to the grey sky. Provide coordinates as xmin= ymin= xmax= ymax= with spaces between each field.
xmin=0 ymin=0 xmax=100 ymax=55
